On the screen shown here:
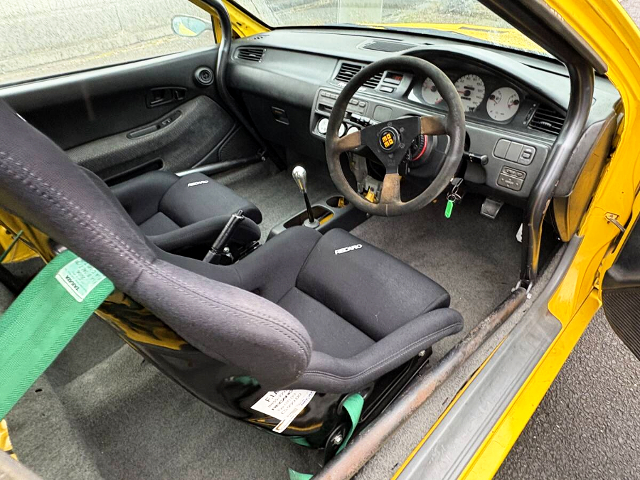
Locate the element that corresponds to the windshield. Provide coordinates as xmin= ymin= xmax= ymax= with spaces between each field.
xmin=233 ymin=0 xmax=549 ymax=56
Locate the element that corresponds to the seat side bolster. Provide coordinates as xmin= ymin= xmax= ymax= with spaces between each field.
xmin=159 ymin=172 xmax=263 ymax=227
xmin=235 ymin=226 xmax=322 ymax=303
xmin=133 ymin=258 xmax=312 ymax=389
xmin=291 ymin=308 xmax=463 ymax=393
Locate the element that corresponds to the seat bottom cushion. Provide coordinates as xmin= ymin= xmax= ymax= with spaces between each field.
xmin=296 ymin=229 xmax=451 ymax=340
xmin=139 ymin=212 xmax=179 ymax=236
xmin=278 ymin=287 xmax=374 ymax=359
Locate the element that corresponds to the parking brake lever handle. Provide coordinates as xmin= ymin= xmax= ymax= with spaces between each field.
xmin=204 ymin=209 xmax=245 ymax=264
xmin=292 ymin=166 xmax=319 ymax=228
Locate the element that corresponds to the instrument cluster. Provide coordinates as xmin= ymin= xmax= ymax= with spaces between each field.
xmin=413 ymin=69 xmax=524 ymax=124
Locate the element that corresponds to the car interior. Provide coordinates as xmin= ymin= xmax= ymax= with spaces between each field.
xmin=0 ymin=0 xmax=621 ymax=478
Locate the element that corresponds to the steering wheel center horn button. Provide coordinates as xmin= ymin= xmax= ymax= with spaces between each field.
xmin=379 ymin=126 xmax=400 ymax=151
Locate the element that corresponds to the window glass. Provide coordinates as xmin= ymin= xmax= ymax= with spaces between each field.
xmin=233 ymin=0 xmax=548 ymax=56
xmin=0 ymin=0 xmax=214 ymax=86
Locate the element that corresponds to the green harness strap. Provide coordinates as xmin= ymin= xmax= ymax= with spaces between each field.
xmin=0 ymin=250 xmax=114 ymax=420
xmin=288 ymin=393 xmax=364 ymax=480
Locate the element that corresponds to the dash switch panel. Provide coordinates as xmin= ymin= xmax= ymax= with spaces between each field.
xmin=493 ymin=139 xmax=537 ymax=166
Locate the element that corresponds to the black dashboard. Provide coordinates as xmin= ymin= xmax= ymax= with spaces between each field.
xmin=228 ymin=28 xmax=620 ymax=206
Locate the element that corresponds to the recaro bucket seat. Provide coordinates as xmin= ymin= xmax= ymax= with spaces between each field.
xmin=0 ymin=100 xmax=462 ymax=440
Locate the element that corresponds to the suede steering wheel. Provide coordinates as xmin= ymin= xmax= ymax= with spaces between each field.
xmin=325 ymin=56 xmax=466 ymax=216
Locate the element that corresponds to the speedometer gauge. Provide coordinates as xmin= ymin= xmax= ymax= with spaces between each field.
xmin=421 ymin=78 xmax=443 ymax=106
xmin=486 ymin=87 xmax=520 ymax=121
xmin=454 ymin=74 xmax=485 ymax=112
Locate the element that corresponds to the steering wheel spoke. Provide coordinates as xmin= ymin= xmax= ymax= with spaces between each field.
xmin=380 ymin=172 xmax=402 ymax=205
xmin=334 ymin=130 xmax=362 ymax=153
xmin=420 ymin=115 xmax=448 ymax=136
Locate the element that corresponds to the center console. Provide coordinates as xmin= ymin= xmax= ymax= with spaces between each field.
xmin=268 ymin=166 xmax=368 ymax=239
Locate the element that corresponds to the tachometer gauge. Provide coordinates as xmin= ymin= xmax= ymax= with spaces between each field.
xmin=486 ymin=87 xmax=520 ymax=121
xmin=421 ymin=78 xmax=443 ymax=106
xmin=454 ymin=74 xmax=485 ymax=112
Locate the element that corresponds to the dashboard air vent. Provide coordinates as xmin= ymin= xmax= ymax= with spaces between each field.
xmin=334 ymin=62 xmax=383 ymax=89
xmin=237 ymin=47 xmax=265 ymax=62
xmin=528 ymin=105 xmax=566 ymax=136
xmin=361 ymin=40 xmax=415 ymax=52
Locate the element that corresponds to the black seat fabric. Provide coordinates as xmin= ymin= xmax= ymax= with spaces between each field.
xmin=296 ymin=228 xmax=450 ymax=340
xmin=232 ymin=227 xmax=463 ymax=390
xmin=0 ymin=100 xmax=463 ymax=395
xmin=111 ymin=171 xmax=262 ymax=254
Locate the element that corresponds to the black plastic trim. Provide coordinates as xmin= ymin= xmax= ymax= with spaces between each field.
xmin=521 ymin=62 xmax=594 ymax=283
xmin=199 ymin=0 xmax=284 ymax=169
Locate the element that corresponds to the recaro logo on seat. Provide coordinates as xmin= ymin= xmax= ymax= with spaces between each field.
xmin=334 ymin=244 xmax=362 ymax=255
xmin=187 ymin=180 xmax=209 ymax=187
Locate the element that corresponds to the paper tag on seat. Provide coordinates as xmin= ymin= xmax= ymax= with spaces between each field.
xmin=55 ymin=257 xmax=107 ymax=302
xmin=251 ymin=389 xmax=315 ymax=433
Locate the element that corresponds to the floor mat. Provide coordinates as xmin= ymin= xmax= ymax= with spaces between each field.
xmin=7 ymin=319 xmax=322 ymax=480
xmin=350 ymin=192 xmax=524 ymax=360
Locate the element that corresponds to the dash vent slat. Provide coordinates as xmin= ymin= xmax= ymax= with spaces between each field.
xmin=334 ymin=62 xmax=382 ymax=89
xmin=528 ymin=105 xmax=566 ymax=136
xmin=237 ymin=47 xmax=265 ymax=62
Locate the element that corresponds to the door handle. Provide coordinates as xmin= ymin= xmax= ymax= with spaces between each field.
xmin=146 ymin=87 xmax=186 ymax=108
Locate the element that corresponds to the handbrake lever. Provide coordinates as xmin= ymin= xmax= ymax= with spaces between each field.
xmin=203 ymin=210 xmax=245 ymax=264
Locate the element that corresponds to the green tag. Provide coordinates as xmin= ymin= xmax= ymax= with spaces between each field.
xmin=0 ymin=250 xmax=113 ymax=419
xmin=445 ymin=199 xmax=454 ymax=218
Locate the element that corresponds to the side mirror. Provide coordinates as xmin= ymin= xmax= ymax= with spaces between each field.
xmin=171 ymin=15 xmax=213 ymax=37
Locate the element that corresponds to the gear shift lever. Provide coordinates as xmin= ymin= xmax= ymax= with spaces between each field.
xmin=292 ymin=166 xmax=319 ymax=228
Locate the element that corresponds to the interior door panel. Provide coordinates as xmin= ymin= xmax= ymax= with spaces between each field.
xmin=0 ymin=47 xmax=258 ymax=180
xmin=603 ymin=217 xmax=640 ymax=360
xmin=67 ymin=96 xmax=235 ymax=179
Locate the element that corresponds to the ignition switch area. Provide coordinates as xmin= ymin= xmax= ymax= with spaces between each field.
xmin=405 ymin=134 xmax=437 ymax=170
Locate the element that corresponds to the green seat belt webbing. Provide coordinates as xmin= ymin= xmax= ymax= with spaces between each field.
xmin=0 ymin=250 xmax=114 ymax=420
xmin=288 ymin=393 xmax=364 ymax=480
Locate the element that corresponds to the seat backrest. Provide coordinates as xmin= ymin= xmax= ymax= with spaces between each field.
xmin=0 ymin=101 xmax=312 ymax=389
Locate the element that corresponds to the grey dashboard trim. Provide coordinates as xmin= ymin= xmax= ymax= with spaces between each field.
xmin=406 ymin=45 xmax=570 ymax=111
xmin=233 ymin=34 xmax=572 ymax=111
xmin=230 ymin=31 xmax=618 ymax=126
xmin=397 ymin=235 xmax=582 ymax=480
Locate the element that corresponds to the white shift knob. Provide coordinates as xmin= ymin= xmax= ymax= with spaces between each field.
xmin=292 ymin=166 xmax=308 ymax=194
